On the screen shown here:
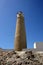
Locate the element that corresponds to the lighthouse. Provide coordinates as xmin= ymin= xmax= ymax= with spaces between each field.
xmin=14 ymin=11 xmax=27 ymax=51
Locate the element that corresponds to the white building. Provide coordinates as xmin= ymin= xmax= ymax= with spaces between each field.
xmin=34 ymin=42 xmax=43 ymax=51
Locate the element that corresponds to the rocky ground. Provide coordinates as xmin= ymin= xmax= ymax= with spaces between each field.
xmin=0 ymin=48 xmax=43 ymax=65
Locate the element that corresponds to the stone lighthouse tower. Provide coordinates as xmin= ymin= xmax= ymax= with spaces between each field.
xmin=14 ymin=11 xmax=27 ymax=51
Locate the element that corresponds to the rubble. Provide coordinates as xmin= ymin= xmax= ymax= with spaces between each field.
xmin=0 ymin=49 xmax=43 ymax=65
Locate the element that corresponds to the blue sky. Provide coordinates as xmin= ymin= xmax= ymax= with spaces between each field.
xmin=0 ymin=0 xmax=43 ymax=49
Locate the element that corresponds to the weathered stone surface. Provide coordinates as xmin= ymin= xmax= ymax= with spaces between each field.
xmin=0 ymin=49 xmax=43 ymax=65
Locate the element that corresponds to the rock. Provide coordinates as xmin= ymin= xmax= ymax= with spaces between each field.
xmin=16 ymin=55 xmax=20 ymax=58
xmin=27 ymin=55 xmax=30 ymax=59
xmin=12 ymin=50 xmax=17 ymax=54
xmin=6 ymin=61 xmax=12 ymax=65
xmin=16 ymin=62 xmax=22 ymax=65
xmin=0 ymin=49 xmax=43 ymax=65
xmin=25 ymin=61 xmax=30 ymax=64
xmin=31 ymin=54 xmax=35 ymax=58
xmin=25 ymin=50 xmax=32 ymax=54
